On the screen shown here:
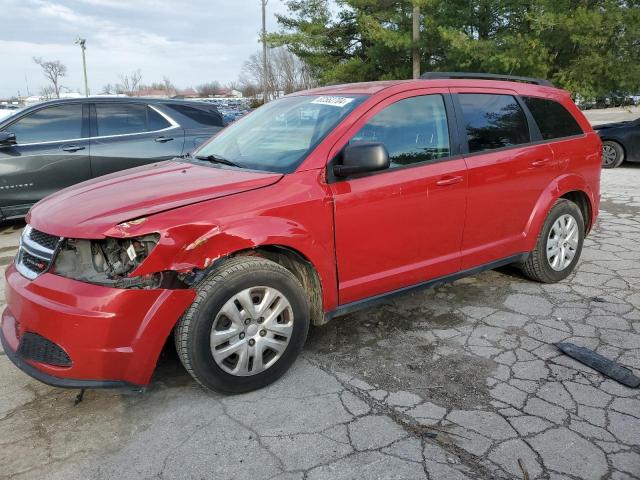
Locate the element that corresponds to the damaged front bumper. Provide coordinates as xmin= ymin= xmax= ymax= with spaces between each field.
xmin=1 ymin=264 xmax=195 ymax=388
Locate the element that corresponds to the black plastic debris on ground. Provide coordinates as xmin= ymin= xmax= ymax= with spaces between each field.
xmin=557 ymin=342 xmax=640 ymax=388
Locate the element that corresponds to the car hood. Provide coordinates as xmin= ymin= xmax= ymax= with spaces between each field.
xmin=593 ymin=121 xmax=630 ymax=130
xmin=28 ymin=160 xmax=283 ymax=238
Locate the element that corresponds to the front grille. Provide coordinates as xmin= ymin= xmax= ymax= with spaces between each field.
xmin=29 ymin=228 xmax=60 ymax=250
xmin=15 ymin=225 xmax=62 ymax=279
xmin=20 ymin=251 xmax=49 ymax=274
xmin=17 ymin=332 xmax=72 ymax=367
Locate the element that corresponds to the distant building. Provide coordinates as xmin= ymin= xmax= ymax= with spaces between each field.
xmin=133 ymin=88 xmax=170 ymax=98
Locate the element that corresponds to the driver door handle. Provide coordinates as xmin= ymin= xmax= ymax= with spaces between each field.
xmin=155 ymin=136 xmax=174 ymax=143
xmin=435 ymin=175 xmax=464 ymax=186
xmin=61 ymin=144 xmax=85 ymax=152
xmin=530 ymin=158 xmax=553 ymax=167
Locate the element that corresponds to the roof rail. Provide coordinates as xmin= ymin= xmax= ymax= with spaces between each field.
xmin=420 ymin=72 xmax=554 ymax=87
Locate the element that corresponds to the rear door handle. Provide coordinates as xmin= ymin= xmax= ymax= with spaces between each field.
xmin=61 ymin=144 xmax=85 ymax=152
xmin=435 ymin=175 xmax=464 ymax=186
xmin=530 ymin=158 xmax=553 ymax=167
xmin=155 ymin=136 xmax=174 ymax=143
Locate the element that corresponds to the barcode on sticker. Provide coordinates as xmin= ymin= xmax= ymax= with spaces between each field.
xmin=311 ymin=96 xmax=355 ymax=107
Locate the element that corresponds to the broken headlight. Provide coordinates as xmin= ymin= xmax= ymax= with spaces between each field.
xmin=53 ymin=234 xmax=161 ymax=289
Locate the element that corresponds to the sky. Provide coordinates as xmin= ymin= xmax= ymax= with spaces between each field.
xmin=0 ymin=0 xmax=291 ymax=98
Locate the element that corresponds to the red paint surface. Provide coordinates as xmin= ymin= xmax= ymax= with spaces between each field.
xmin=3 ymin=264 xmax=195 ymax=385
xmin=3 ymin=79 xmax=601 ymax=386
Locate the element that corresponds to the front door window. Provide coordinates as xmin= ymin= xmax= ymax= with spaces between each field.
xmin=8 ymin=104 xmax=82 ymax=144
xmin=350 ymin=94 xmax=450 ymax=166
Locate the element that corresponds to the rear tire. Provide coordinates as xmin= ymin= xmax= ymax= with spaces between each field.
xmin=602 ymin=140 xmax=625 ymax=169
xmin=175 ymin=256 xmax=310 ymax=394
xmin=519 ymin=199 xmax=584 ymax=283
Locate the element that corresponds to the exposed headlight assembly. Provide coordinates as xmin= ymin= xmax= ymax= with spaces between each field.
xmin=54 ymin=234 xmax=161 ymax=289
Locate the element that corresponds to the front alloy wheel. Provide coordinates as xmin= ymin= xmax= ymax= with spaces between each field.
xmin=175 ymin=256 xmax=310 ymax=393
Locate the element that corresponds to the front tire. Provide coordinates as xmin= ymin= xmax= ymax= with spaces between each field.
xmin=520 ymin=199 xmax=585 ymax=283
xmin=602 ymin=140 xmax=625 ymax=169
xmin=175 ymin=256 xmax=310 ymax=394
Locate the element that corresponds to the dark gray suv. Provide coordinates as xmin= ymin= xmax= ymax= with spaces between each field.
xmin=0 ymin=97 xmax=224 ymax=221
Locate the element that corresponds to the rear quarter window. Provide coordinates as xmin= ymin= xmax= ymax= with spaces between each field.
xmin=167 ymin=104 xmax=224 ymax=127
xmin=523 ymin=97 xmax=584 ymax=140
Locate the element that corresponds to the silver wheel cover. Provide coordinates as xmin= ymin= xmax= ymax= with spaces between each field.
xmin=546 ymin=213 xmax=579 ymax=271
xmin=210 ymin=286 xmax=294 ymax=376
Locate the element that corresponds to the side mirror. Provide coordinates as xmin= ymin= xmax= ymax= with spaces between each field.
xmin=0 ymin=132 xmax=17 ymax=147
xmin=333 ymin=142 xmax=390 ymax=177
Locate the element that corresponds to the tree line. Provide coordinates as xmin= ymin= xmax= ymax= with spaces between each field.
xmin=31 ymin=46 xmax=314 ymax=101
xmin=30 ymin=0 xmax=638 ymax=102
xmin=269 ymin=0 xmax=640 ymax=98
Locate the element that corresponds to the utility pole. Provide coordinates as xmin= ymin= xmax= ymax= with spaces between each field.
xmin=24 ymin=73 xmax=31 ymax=96
xmin=412 ymin=5 xmax=421 ymax=79
xmin=75 ymin=37 xmax=89 ymax=97
xmin=261 ymin=0 xmax=268 ymax=103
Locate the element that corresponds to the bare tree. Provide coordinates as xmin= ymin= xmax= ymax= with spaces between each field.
xmin=39 ymin=85 xmax=56 ymax=100
xmin=162 ymin=76 xmax=176 ymax=96
xmin=33 ymin=57 xmax=67 ymax=99
xmin=196 ymin=81 xmax=221 ymax=97
xmin=241 ymin=47 xmax=316 ymax=100
xmin=237 ymin=78 xmax=260 ymax=99
xmin=226 ymin=80 xmax=240 ymax=93
xmin=101 ymin=83 xmax=116 ymax=95
xmin=117 ymin=69 xmax=142 ymax=96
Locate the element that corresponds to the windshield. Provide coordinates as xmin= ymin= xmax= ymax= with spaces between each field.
xmin=193 ymin=94 xmax=366 ymax=173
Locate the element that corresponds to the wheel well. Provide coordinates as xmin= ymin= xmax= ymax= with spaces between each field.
xmin=233 ymin=246 xmax=326 ymax=326
xmin=561 ymin=191 xmax=593 ymax=233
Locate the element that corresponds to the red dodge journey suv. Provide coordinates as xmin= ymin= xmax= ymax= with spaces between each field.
xmin=2 ymin=73 xmax=601 ymax=393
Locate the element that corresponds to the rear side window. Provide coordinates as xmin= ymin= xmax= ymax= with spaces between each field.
xmin=147 ymin=106 xmax=171 ymax=131
xmin=459 ymin=94 xmax=530 ymax=153
xmin=523 ymin=97 xmax=583 ymax=140
xmin=96 ymin=104 xmax=147 ymax=136
xmin=350 ymin=94 xmax=450 ymax=167
xmin=167 ymin=104 xmax=224 ymax=127
xmin=9 ymin=104 xmax=82 ymax=144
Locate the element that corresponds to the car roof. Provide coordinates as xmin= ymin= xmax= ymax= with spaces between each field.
xmin=22 ymin=97 xmax=215 ymax=108
xmin=290 ymin=79 xmax=566 ymax=97
xmin=0 ymin=96 xmax=223 ymax=128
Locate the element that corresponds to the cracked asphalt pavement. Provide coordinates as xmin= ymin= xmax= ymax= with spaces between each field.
xmin=1 ymin=166 xmax=639 ymax=480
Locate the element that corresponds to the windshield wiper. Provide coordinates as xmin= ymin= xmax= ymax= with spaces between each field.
xmin=195 ymin=154 xmax=242 ymax=168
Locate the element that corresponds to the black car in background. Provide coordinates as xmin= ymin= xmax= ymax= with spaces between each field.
xmin=594 ymin=117 xmax=640 ymax=168
xmin=0 ymin=97 xmax=224 ymax=220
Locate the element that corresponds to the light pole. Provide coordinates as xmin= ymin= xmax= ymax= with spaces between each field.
xmin=75 ymin=37 xmax=89 ymax=97
xmin=412 ymin=5 xmax=421 ymax=79
xmin=261 ymin=0 xmax=268 ymax=103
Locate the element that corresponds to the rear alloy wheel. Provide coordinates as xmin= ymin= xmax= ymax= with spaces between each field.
xmin=546 ymin=214 xmax=580 ymax=271
xmin=175 ymin=256 xmax=310 ymax=393
xmin=519 ymin=199 xmax=585 ymax=283
xmin=602 ymin=140 xmax=625 ymax=169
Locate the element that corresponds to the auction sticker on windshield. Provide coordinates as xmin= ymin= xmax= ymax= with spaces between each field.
xmin=311 ymin=96 xmax=355 ymax=107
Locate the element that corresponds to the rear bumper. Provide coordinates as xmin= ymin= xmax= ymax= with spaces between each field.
xmin=2 ymin=264 xmax=195 ymax=387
